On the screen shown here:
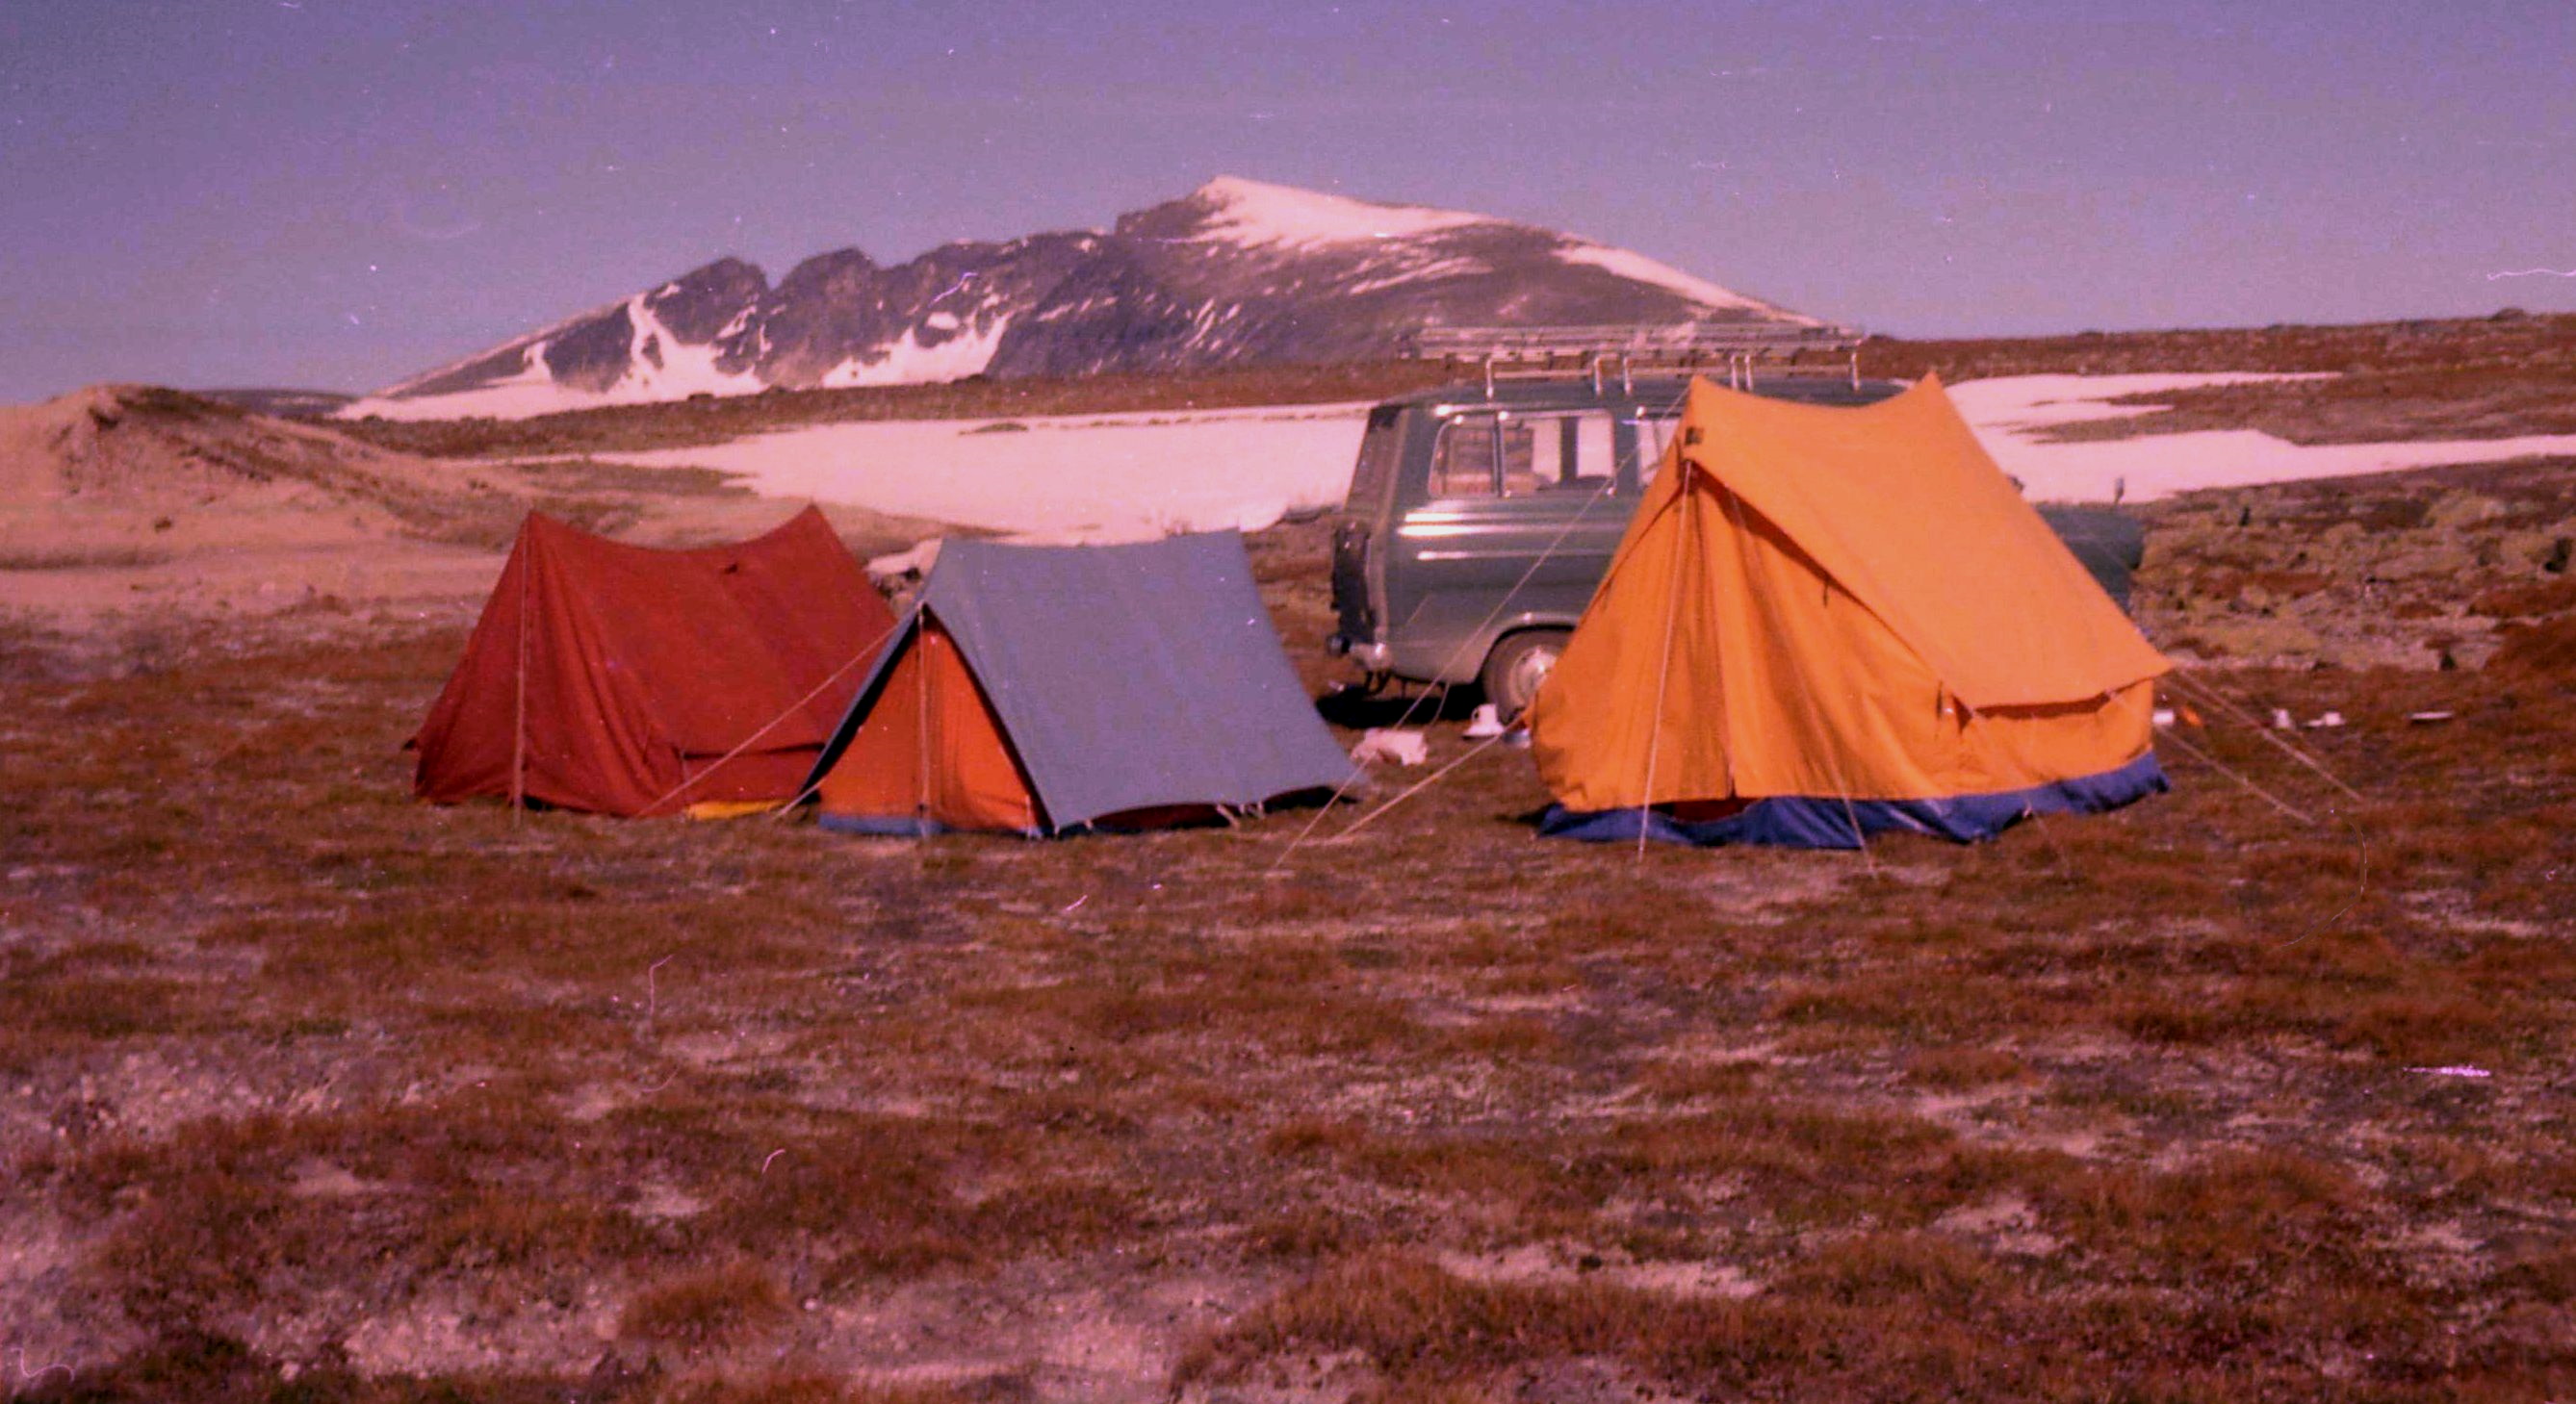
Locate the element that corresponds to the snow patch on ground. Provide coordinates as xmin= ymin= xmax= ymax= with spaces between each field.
xmin=526 ymin=373 xmax=2576 ymax=541
xmin=1553 ymin=242 xmax=1789 ymax=317
xmin=595 ymin=403 xmax=1372 ymax=540
xmin=1950 ymin=372 xmax=2576 ymax=501
xmin=1947 ymin=373 xmax=2332 ymax=431
xmin=1193 ymin=175 xmax=1489 ymax=250
xmin=820 ymin=315 xmax=1012 ymax=389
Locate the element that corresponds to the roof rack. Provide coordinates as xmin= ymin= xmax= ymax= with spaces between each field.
xmin=1402 ymin=322 xmax=1867 ymax=398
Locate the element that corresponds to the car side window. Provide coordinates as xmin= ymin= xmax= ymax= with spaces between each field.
xmin=1502 ymin=412 xmax=1615 ymax=498
xmin=1430 ymin=414 xmax=1501 ymax=498
xmin=1628 ymin=415 xmax=1681 ymax=482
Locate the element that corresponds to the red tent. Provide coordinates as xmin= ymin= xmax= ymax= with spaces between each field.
xmin=414 ymin=507 xmax=897 ymax=817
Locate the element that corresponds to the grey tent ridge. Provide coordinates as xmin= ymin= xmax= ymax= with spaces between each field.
xmin=799 ymin=530 xmax=1358 ymax=835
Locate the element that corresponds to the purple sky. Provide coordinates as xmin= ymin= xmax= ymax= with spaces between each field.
xmin=5 ymin=0 xmax=2572 ymax=403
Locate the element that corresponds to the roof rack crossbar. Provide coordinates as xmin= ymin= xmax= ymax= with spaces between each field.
xmin=1403 ymin=323 xmax=1866 ymax=398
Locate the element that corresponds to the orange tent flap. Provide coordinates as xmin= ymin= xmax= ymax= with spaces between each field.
xmin=1678 ymin=375 xmax=2169 ymax=711
xmin=812 ymin=620 xmax=1042 ymax=833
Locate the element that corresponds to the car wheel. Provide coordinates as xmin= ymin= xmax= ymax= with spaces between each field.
xmin=1480 ymin=629 xmax=1569 ymax=720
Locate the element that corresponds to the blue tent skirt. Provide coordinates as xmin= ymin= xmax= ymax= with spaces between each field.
xmin=1538 ymin=751 xmax=2169 ymax=850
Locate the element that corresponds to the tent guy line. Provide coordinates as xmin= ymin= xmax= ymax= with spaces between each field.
xmin=1273 ymin=377 xmax=1701 ymax=869
xmin=1321 ymin=730 xmax=1513 ymax=845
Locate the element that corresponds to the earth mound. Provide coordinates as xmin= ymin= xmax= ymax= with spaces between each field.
xmin=0 ymin=384 xmax=525 ymax=564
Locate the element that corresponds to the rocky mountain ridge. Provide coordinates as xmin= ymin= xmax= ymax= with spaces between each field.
xmin=348 ymin=177 xmax=1823 ymax=421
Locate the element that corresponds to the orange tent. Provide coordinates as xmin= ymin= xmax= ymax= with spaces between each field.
xmin=812 ymin=617 xmax=1043 ymax=833
xmin=414 ymin=507 xmax=895 ymax=817
xmin=1527 ymin=374 xmax=2171 ymax=848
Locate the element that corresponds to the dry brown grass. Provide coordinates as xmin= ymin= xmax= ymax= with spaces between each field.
xmin=6 ymin=375 xmax=2575 ymax=1399
xmin=619 ymin=1263 xmax=792 ymax=1352
xmin=0 ymin=544 xmax=177 ymax=572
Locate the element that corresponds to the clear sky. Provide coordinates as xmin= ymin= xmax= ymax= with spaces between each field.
xmin=5 ymin=1 xmax=2572 ymax=403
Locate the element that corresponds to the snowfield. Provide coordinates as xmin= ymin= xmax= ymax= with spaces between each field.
xmin=599 ymin=403 xmax=1375 ymax=540
xmin=582 ymin=372 xmax=2576 ymax=542
xmin=1551 ymin=243 xmax=1790 ymax=318
xmin=1190 ymin=175 xmax=1489 ymax=249
xmin=818 ymin=315 xmax=1013 ymax=388
xmin=1950 ymin=374 xmax=2576 ymax=501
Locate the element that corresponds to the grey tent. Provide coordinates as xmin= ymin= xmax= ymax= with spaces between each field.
xmin=801 ymin=531 xmax=1357 ymax=835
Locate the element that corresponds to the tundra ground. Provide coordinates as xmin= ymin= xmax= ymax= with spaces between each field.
xmin=5 ymin=318 xmax=2576 ymax=1401
xmin=6 ymin=467 xmax=2575 ymax=1403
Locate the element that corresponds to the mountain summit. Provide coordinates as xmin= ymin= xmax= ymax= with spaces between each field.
xmin=347 ymin=177 xmax=1823 ymax=421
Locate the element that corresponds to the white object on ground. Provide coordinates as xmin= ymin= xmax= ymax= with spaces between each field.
xmin=864 ymin=537 xmax=942 ymax=583
xmin=1463 ymin=702 xmax=1506 ymax=739
xmin=2306 ymin=711 xmax=2346 ymax=729
xmin=2272 ymin=708 xmax=2296 ymax=731
xmin=2151 ymin=707 xmax=2177 ymax=728
xmin=2407 ymin=710 xmax=2456 ymax=725
xmin=2406 ymin=1065 xmax=2492 ymax=1079
xmin=1352 ymin=728 xmax=1429 ymax=767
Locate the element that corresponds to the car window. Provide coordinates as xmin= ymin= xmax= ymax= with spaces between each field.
xmin=1430 ymin=413 xmax=1501 ymax=498
xmin=1502 ymin=412 xmax=1615 ymax=498
xmin=1628 ymin=415 xmax=1681 ymax=482
xmin=1345 ymin=403 xmax=1404 ymax=513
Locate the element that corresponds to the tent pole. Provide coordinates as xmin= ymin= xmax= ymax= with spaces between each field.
xmin=510 ymin=547 xmax=529 ymax=824
xmin=1636 ymin=460 xmax=1694 ymax=859
xmin=917 ymin=624 xmax=934 ymax=828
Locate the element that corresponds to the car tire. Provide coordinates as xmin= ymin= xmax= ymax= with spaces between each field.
xmin=1480 ymin=629 xmax=1570 ymax=721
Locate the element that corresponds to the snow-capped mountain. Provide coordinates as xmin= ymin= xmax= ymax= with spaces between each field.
xmin=345 ymin=177 xmax=1826 ymax=421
